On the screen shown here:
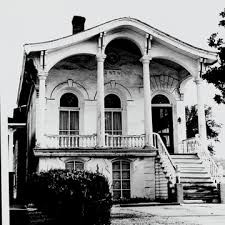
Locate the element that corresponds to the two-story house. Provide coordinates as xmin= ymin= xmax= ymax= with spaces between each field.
xmin=15 ymin=16 xmax=222 ymax=202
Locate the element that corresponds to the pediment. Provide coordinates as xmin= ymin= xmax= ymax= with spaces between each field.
xmin=24 ymin=17 xmax=217 ymax=63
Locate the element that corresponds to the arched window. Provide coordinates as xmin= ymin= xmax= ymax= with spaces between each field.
xmin=152 ymin=94 xmax=170 ymax=104
xmin=112 ymin=160 xmax=130 ymax=199
xmin=65 ymin=160 xmax=84 ymax=171
xmin=104 ymin=94 xmax=122 ymax=135
xmin=60 ymin=93 xmax=78 ymax=107
xmin=59 ymin=93 xmax=79 ymax=135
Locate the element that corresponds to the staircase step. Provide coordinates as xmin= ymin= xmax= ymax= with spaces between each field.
xmin=180 ymin=178 xmax=212 ymax=183
xmin=183 ymin=184 xmax=217 ymax=189
xmin=184 ymin=193 xmax=219 ymax=199
xmin=181 ymin=170 xmax=208 ymax=174
xmin=171 ymin=154 xmax=197 ymax=159
xmin=178 ymin=164 xmax=205 ymax=168
xmin=180 ymin=174 xmax=210 ymax=178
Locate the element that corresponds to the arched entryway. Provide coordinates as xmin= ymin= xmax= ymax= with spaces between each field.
xmin=152 ymin=94 xmax=174 ymax=153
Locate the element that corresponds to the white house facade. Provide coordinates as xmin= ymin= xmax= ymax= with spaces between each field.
xmin=15 ymin=16 xmax=223 ymax=202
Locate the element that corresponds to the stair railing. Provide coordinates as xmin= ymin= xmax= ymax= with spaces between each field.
xmin=183 ymin=134 xmax=223 ymax=184
xmin=152 ymin=133 xmax=177 ymax=185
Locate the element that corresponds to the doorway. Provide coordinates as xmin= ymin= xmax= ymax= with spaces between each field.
xmin=152 ymin=95 xmax=174 ymax=153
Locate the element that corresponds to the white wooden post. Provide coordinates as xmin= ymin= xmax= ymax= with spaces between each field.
xmin=195 ymin=77 xmax=207 ymax=146
xmin=37 ymin=71 xmax=47 ymax=147
xmin=96 ymin=54 xmax=106 ymax=147
xmin=140 ymin=55 xmax=153 ymax=146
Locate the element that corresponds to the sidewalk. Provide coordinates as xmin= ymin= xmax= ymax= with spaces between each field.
xmin=111 ymin=204 xmax=225 ymax=225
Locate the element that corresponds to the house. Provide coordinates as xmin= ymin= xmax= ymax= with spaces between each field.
xmin=15 ymin=16 xmax=223 ymax=202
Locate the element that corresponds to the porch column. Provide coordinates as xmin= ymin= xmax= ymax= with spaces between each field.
xmin=37 ymin=71 xmax=47 ymax=147
xmin=8 ymin=128 xmax=15 ymax=172
xmin=195 ymin=77 xmax=207 ymax=144
xmin=96 ymin=53 xmax=106 ymax=147
xmin=140 ymin=55 xmax=153 ymax=146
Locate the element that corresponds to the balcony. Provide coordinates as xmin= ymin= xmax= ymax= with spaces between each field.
xmin=43 ymin=134 xmax=146 ymax=149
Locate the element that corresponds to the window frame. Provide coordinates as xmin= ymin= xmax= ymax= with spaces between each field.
xmin=104 ymin=94 xmax=123 ymax=135
xmin=112 ymin=160 xmax=131 ymax=199
xmin=65 ymin=160 xmax=84 ymax=171
xmin=59 ymin=93 xmax=80 ymax=135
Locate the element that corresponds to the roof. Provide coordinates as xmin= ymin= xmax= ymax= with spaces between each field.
xmin=23 ymin=17 xmax=217 ymax=59
xmin=17 ymin=17 xmax=218 ymax=105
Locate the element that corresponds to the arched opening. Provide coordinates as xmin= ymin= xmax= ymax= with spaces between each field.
xmin=104 ymin=94 xmax=122 ymax=135
xmin=112 ymin=160 xmax=130 ymax=199
xmin=152 ymin=94 xmax=174 ymax=153
xmin=104 ymin=39 xmax=142 ymax=70
xmin=59 ymin=93 xmax=79 ymax=135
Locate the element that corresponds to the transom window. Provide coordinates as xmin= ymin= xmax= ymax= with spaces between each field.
xmin=152 ymin=94 xmax=170 ymax=104
xmin=112 ymin=160 xmax=130 ymax=199
xmin=59 ymin=93 xmax=79 ymax=135
xmin=105 ymin=94 xmax=122 ymax=135
xmin=65 ymin=160 xmax=84 ymax=171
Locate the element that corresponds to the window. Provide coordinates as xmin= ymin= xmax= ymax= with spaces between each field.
xmin=105 ymin=94 xmax=122 ymax=135
xmin=65 ymin=161 xmax=84 ymax=171
xmin=112 ymin=160 xmax=130 ymax=199
xmin=152 ymin=94 xmax=170 ymax=104
xmin=59 ymin=93 xmax=79 ymax=135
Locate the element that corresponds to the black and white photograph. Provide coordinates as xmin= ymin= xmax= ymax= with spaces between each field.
xmin=1 ymin=0 xmax=225 ymax=224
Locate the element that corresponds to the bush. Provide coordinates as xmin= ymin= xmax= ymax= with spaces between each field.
xmin=25 ymin=169 xmax=112 ymax=225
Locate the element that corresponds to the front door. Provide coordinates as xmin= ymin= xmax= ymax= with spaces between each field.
xmin=152 ymin=107 xmax=174 ymax=153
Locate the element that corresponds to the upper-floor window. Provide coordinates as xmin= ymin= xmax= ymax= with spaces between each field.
xmin=59 ymin=93 xmax=79 ymax=135
xmin=105 ymin=94 xmax=122 ymax=135
xmin=65 ymin=160 xmax=84 ymax=171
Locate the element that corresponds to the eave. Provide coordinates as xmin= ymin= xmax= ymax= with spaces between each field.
xmin=23 ymin=17 xmax=217 ymax=62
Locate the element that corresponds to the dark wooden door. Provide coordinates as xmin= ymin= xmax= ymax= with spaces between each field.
xmin=152 ymin=107 xmax=174 ymax=153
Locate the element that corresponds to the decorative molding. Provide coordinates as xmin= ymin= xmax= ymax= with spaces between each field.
xmin=94 ymin=80 xmax=133 ymax=101
xmin=150 ymin=74 xmax=181 ymax=98
xmin=49 ymin=79 xmax=89 ymax=99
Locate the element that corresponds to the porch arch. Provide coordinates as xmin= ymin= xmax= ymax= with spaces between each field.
xmin=103 ymin=31 xmax=144 ymax=55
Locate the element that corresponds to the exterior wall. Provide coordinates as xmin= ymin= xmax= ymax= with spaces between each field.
xmin=155 ymin=158 xmax=169 ymax=200
xmin=27 ymin=90 xmax=37 ymax=171
xmin=38 ymin=156 xmax=156 ymax=199
xmin=44 ymin=48 xmax=188 ymax=142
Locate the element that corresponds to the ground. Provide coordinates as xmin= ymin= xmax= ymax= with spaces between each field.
xmin=110 ymin=204 xmax=225 ymax=225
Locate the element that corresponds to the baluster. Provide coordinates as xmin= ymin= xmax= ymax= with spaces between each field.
xmin=79 ymin=136 xmax=82 ymax=148
xmin=109 ymin=136 xmax=112 ymax=147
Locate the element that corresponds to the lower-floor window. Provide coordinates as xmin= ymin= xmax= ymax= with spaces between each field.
xmin=65 ymin=161 xmax=84 ymax=171
xmin=112 ymin=160 xmax=130 ymax=199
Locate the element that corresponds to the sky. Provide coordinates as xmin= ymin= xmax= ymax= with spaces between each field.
xmin=0 ymin=0 xmax=225 ymax=157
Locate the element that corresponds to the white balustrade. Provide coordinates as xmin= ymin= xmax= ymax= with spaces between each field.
xmin=44 ymin=134 xmax=97 ymax=148
xmin=153 ymin=132 xmax=177 ymax=185
xmin=182 ymin=134 xmax=223 ymax=183
xmin=182 ymin=135 xmax=200 ymax=153
xmin=105 ymin=134 xmax=145 ymax=148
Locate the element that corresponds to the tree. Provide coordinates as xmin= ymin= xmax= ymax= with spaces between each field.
xmin=203 ymin=8 xmax=225 ymax=104
xmin=185 ymin=105 xmax=221 ymax=154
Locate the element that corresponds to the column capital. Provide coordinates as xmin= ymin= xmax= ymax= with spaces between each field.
xmin=96 ymin=53 xmax=106 ymax=62
xmin=38 ymin=70 xmax=48 ymax=80
xmin=140 ymin=54 xmax=152 ymax=64
xmin=194 ymin=77 xmax=203 ymax=85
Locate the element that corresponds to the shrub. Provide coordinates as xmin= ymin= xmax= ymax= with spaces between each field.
xmin=25 ymin=169 xmax=112 ymax=225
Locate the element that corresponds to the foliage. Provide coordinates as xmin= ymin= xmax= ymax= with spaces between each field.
xmin=25 ymin=169 xmax=112 ymax=225
xmin=185 ymin=105 xmax=222 ymax=154
xmin=203 ymin=8 xmax=225 ymax=104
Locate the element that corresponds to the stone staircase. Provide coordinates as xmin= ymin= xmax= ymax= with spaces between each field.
xmin=170 ymin=154 xmax=219 ymax=203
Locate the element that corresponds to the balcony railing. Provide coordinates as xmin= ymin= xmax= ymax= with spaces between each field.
xmin=44 ymin=134 xmax=145 ymax=149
